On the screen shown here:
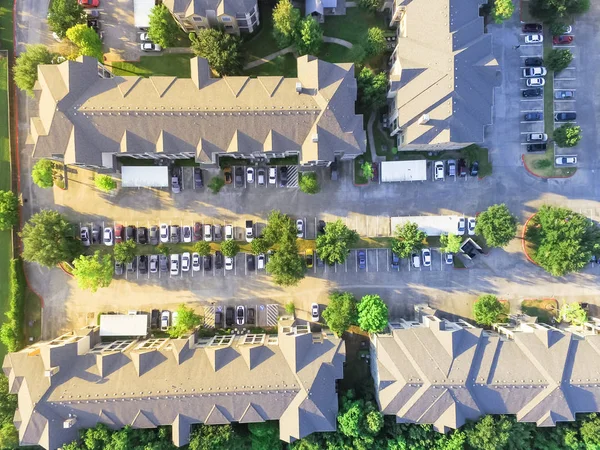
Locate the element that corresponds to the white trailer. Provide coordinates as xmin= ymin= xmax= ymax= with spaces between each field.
xmin=134 ymin=0 xmax=154 ymax=29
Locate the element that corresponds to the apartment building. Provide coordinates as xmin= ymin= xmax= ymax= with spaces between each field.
xmin=163 ymin=0 xmax=259 ymax=34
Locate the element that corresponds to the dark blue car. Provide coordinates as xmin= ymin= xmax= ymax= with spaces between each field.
xmin=391 ymin=252 xmax=400 ymax=269
xmin=358 ymin=250 xmax=366 ymax=270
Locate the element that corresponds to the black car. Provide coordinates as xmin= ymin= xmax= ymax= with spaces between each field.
xmin=522 ymin=23 xmax=542 ymax=32
xmin=151 ymin=309 xmax=160 ymax=329
xmin=138 ymin=255 xmax=148 ymax=274
xmin=87 ymin=18 xmax=99 ymax=30
xmin=149 ymin=226 xmax=159 ymax=245
xmin=194 ymin=167 xmax=203 ymax=188
xmin=470 ymin=161 xmax=479 ymax=177
xmin=317 ymin=220 xmax=326 ymax=235
xmin=247 ymin=308 xmax=256 ymax=325
xmin=138 ymin=227 xmax=148 ymax=244
xmin=525 ymin=57 xmax=543 ymax=67
xmin=247 ymin=254 xmax=255 ymax=271
xmin=125 ymin=225 xmax=136 ymax=242
xmin=225 ymin=307 xmax=234 ymax=326
xmin=215 ymin=311 xmax=223 ymax=328
xmin=204 ymin=254 xmax=212 ymax=271
xmin=527 ymin=143 xmax=547 ymax=152
xmin=523 ymin=88 xmax=542 ymax=98
xmin=524 ymin=112 xmax=543 ymax=121
xmin=159 ymin=254 xmax=169 ymax=271
xmin=234 ymin=167 xmax=243 ymax=187
xmin=92 ymin=225 xmax=100 ymax=244
xmin=215 ymin=251 xmax=223 ymax=269
xmin=458 ymin=159 xmax=467 ymax=177
xmin=391 ymin=252 xmax=400 ymax=269
xmin=279 ymin=166 xmax=288 ymax=187
xmin=330 ymin=160 xmax=338 ymax=181
xmin=555 ymin=112 xmax=576 ymax=121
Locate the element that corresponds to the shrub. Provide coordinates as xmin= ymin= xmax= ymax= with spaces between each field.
xmin=299 ymin=172 xmax=319 ymax=194
xmin=546 ymin=49 xmax=573 ymax=72
xmin=31 ymin=159 xmax=55 ymax=189
xmin=553 ymin=123 xmax=581 ymax=148
xmin=94 ymin=174 xmax=117 ymax=192
xmin=473 ymin=294 xmax=504 ymax=326
xmin=0 ymin=259 xmax=26 ymax=353
xmin=358 ymin=0 xmax=382 ymax=11
xmin=285 ymin=302 xmax=296 ymax=315
xmin=207 ymin=177 xmax=225 ymax=194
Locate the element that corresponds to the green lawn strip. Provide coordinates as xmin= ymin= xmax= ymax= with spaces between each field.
xmin=243 ymin=54 xmax=297 ymax=77
xmin=317 ymin=43 xmax=354 ymax=64
xmin=109 ymin=54 xmax=194 ymax=78
xmin=241 ymin=4 xmax=279 ymax=61
xmin=453 ymin=257 xmax=466 ymax=268
xmin=321 ymin=8 xmax=385 ymax=46
xmin=521 ymin=298 xmax=558 ymax=324
xmin=0 ymin=0 xmax=13 ymax=51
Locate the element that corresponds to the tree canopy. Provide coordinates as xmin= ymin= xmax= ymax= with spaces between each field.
xmin=113 ymin=240 xmax=137 ymax=264
xmin=358 ymin=0 xmax=382 ymax=11
xmin=440 ymin=233 xmax=462 ymax=254
xmin=20 ymin=210 xmax=82 ymax=267
xmin=148 ymin=4 xmax=180 ymax=48
xmin=363 ymin=28 xmax=386 ymax=58
xmin=315 ymin=219 xmax=359 ymax=265
xmin=14 ymin=45 xmax=56 ymax=97
xmin=262 ymin=210 xmax=296 ymax=245
xmin=47 ymin=0 xmax=86 ymax=39
xmin=299 ymin=172 xmax=319 ymax=194
xmin=547 ymin=48 xmax=573 ymax=72
xmin=526 ymin=205 xmax=600 ymax=276
xmin=32 ymin=159 xmax=55 ymax=189
xmin=94 ymin=175 xmax=117 ymax=192
xmin=357 ymin=294 xmax=388 ymax=333
xmin=220 ymin=239 xmax=240 ymax=257
xmin=190 ymin=28 xmax=244 ymax=76
xmin=66 ymin=24 xmax=104 ymax=61
xmin=473 ymin=294 xmax=504 ymax=326
xmin=72 ymin=251 xmax=113 ymax=292
xmin=248 ymin=422 xmax=282 ymax=450
xmin=296 ymin=17 xmax=323 ymax=56
xmin=357 ymin=67 xmax=387 ymax=110
xmin=475 ymin=203 xmax=518 ymax=248
xmin=392 ymin=222 xmax=426 ymax=258
xmin=272 ymin=0 xmax=301 ymax=48
xmin=322 ymin=291 xmax=357 ymax=337
xmin=168 ymin=304 xmax=203 ymax=338
xmin=560 ymin=302 xmax=587 ymax=326
xmin=361 ymin=162 xmax=374 ymax=180
xmin=529 ymin=0 xmax=589 ymax=22
xmin=553 ymin=123 xmax=582 ymax=148
xmin=0 ymin=191 xmax=19 ymax=231
xmin=491 ymin=0 xmax=515 ymax=23
xmin=266 ymin=229 xmax=305 ymax=286
xmin=193 ymin=240 xmax=211 ymax=257
xmin=250 ymin=237 xmax=269 ymax=255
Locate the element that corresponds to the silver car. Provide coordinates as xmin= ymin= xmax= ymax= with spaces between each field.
xmin=80 ymin=227 xmax=91 ymax=246
xmin=149 ymin=255 xmax=158 ymax=273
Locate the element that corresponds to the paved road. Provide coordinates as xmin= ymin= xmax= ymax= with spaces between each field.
xmin=15 ymin=2 xmax=600 ymax=338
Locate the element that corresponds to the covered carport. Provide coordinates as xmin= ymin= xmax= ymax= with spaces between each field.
xmin=381 ymin=160 xmax=427 ymax=182
xmin=121 ymin=166 xmax=169 ymax=188
xmin=100 ymin=314 xmax=148 ymax=337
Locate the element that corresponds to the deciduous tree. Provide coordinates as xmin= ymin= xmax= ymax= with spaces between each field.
xmin=296 ymin=17 xmax=323 ymax=56
xmin=190 ymin=28 xmax=244 ymax=76
xmin=72 ymin=251 xmax=113 ymax=292
xmin=32 ymin=159 xmax=55 ymax=189
xmin=189 ymin=424 xmax=246 ymax=450
xmin=250 ymin=237 xmax=269 ymax=255
xmin=94 ymin=174 xmax=117 ymax=192
xmin=358 ymin=0 xmax=382 ymax=11
xmin=66 ymin=24 xmax=104 ymax=61
xmin=357 ymin=67 xmax=387 ymax=110
xmin=113 ymin=240 xmax=137 ymax=264
xmin=266 ymin=231 xmax=305 ymax=286
xmin=560 ymin=302 xmax=587 ymax=326
xmin=220 ymin=239 xmax=240 ymax=257
xmin=392 ymin=222 xmax=426 ymax=258
xmin=248 ymin=422 xmax=282 ymax=450
xmin=272 ymin=0 xmax=301 ymax=48
xmin=262 ymin=210 xmax=296 ymax=246
xmin=0 ymin=191 xmax=19 ymax=231
xmin=193 ymin=240 xmax=211 ymax=256
xmin=473 ymin=294 xmax=504 ymax=326
xmin=553 ymin=123 xmax=581 ymax=148
xmin=357 ymin=294 xmax=388 ymax=333
xmin=322 ymin=291 xmax=357 ymax=337
xmin=491 ymin=0 xmax=515 ymax=24
xmin=315 ymin=219 xmax=359 ymax=265
xmin=361 ymin=162 xmax=374 ymax=180
xmin=440 ymin=233 xmax=462 ymax=254
xmin=299 ymin=172 xmax=319 ymax=194
xmin=207 ymin=177 xmax=225 ymax=194
xmin=14 ymin=45 xmax=56 ymax=97
xmin=546 ymin=48 xmax=573 ymax=72
xmin=475 ymin=203 xmax=518 ymax=247
xmin=148 ymin=4 xmax=180 ymax=48
xmin=529 ymin=0 xmax=589 ymax=22
xmin=47 ymin=0 xmax=86 ymax=39
xmin=364 ymin=27 xmax=386 ymax=58
xmin=168 ymin=304 xmax=202 ymax=338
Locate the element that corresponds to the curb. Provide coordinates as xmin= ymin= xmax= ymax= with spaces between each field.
xmin=521 ymin=155 xmax=576 ymax=179
xmin=521 ymin=213 xmax=538 ymax=266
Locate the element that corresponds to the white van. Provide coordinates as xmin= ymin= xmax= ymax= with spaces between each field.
xmin=411 ymin=253 xmax=421 ymax=268
xmin=257 ymin=253 xmax=265 ymax=270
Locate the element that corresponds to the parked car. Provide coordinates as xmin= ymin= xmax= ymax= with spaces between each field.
xmin=468 ymin=217 xmax=476 ymax=236
xmin=149 ymin=255 xmax=158 ymax=273
xmin=553 ymin=35 xmax=573 ymax=45
xmin=330 ymin=160 xmax=338 ymax=181
xmin=247 ymin=307 xmax=256 ymax=325
xmin=522 ymin=23 xmax=542 ymax=32
xmin=225 ymin=224 xmax=234 ymax=240
xmin=194 ymin=222 xmax=202 ymax=241
xmin=149 ymin=226 xmax=159 ymax=245
xmin=245 ymin=220 xmax=254 ymax=242
xmin=268 ymin=167 xmax=277 ymax=185
xmin=421 ymin=248 xmax=431 ymax=267
xmin=296 ymin=219 xmax=304 ymax=238
xmin=192 ymin=252 xmax=201 ymax=272
xmin=182 ymin=225 xmax=192 ymax=243
xmin=555 ymin=156 xmax=577 ymax=166
xmin=171 ymin=174 xmax=181 ymax=193
xmin=215 ymin=251 xmax=223 ymax=269
xmin=170 ymin=254 xmax=179 ymax=276
xmin=236 ymin=306 xmax=245 ymax=325
xmin=318 ymin=220 xmax=326 ymax=235
xmin=234 ymin=167 xmax=243 ymax=187
xmin=169 ymin=225 xmax=180 ymax=243
xmin=115 ymin=224 xmax=123 ymax=244
xmin=523 ymin=88 xmax=542 ymax=98
xmin=527 ymin=143 xmax=547 ymax=152
xmin=523 ymin=67 xmax=547 ymax=77
xmin=137 ymin=227 xmax=148 ymax=244
xmin=138 ymin=256 xmax=148 ymax=274
xmin=225 ymin=256 xmax=234 ymax=271
xmin=447 ymin=159 xmax=456 ymax=177
xmin=114 ymin=260 xmax=123 ymax=276
xmin=91 ymin=225 xmax=100 ymax=244
xmin=181 ymin=252 xmax=190 ymax=272
xmin=391 ymin=252 xmax=400 ymax=269
xmin=204 ymin=254 xmax=212 ymax=271
xmin=257 ymin=253 xmax=265 ymax=270
xmin=80 ymin=227 xmax=91 ymax=246
xmin=215 ymin=310 xmax=223 ymax=328
xmin=554 ymin=90 xmax=574 ymax=100
xmin=78 ymin=0 xmax=99 ymax=7
xmin=223 ymin=167 xmax=232 ymax=184
xmin=525 ymin=34 xmax=543 ymax=43
xmin=357 ymin=250 xmax=366 ymax=270
xmin=524 ymin=57 xmax=543 ymax=66
xmin=445 ymin=253 xmax=454 ymax=265
xmin=279 ymin=166 xmax=288 ymax=187
xmin=526 ymin=77 xmax=545 ymax=87
xmin=194 ymin=167 xmax=203 ymax=188
xmin=434 ymin=161 xmax=444 ymax=180
xmin=161 ymin=311 xmax=170 ymax=331
xmin=141 ymin=42 xmax=162 ymax=52
xmin=311 ymin=303 xmax=319 ymax=322
xmin=247 ymin=254 xmax=255 ymax=271
xmin=470 ymin=161 xmax=479 ymax=177
xmin=555 ymin=112 xmax=576 ymax=121
xmin=126 ymin=259 xmax=136 ymax=273
xmin=458 ymin=159 xmax=467 ymax=177
xmin=257 ymin=168 xmax=265 ymax=186
xmin=527 ymin=133 xmax=548 ymax=142
xmin=125 ymin=225 xmax=136 ymax=242
xmin=458 ymin=217 xmax=466 ymax=234
xmin=411 ymin=253 xmax=420 ymax=268
xmin=204 ymin=224 xmax=212 ymax=242
xmin=151 ymin=309 xmax=160 ymax=329
xmin=524 ymin=112 xmax=543 ymax=121
xmin=214 ymin=225 xmax=222 ymax=241
xmin=225 ymin=307 xmax=234 ymax=326
xmin=139 ymin=32 xmax=151 ymax=42
xmin=246 ymin=167 xmax=254 ymax=184
xmin=103 ymin=227 xmax=113 ymax=246
xmin=305 ymin=249 xmax=313 ymax=269
xmin=159 ymin=254 xmax=168 ymax=272
xmin=160 ymin=223 xmax=169 ymax=243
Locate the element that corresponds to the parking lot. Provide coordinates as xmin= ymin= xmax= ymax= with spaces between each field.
xmin=518 ymin=30 xmax=545 ymax=150
xmin=97 ymin=0 xmax=145 ymax=62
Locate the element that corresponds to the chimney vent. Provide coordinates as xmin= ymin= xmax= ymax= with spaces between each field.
xmin=418 ymin=114 xmax=430 ymax=125
xmin=44 ymin=367 xmax=60 ymax=378
xmin=63 ymin=415 xmax=77 ymax=429
xmin=312 ymin=133 xmax=318 ymax=143
xmin=295 ymin=82 xmax=303 ymax=94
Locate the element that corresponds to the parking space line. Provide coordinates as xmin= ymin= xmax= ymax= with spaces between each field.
xmin=344 ymin=257 xmax=347 ymax=272
xmin=386 ymin=249 xmax=390 ymax=272
xmin=375 ymin=250 xmax=378 ymax=272
xmin=244 ymin=253 xmax=247 ymax=276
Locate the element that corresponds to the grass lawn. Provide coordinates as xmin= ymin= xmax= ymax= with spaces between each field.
xmin=521 ymin=298 xmax=558 ymax=324
xmin=0 ymin=0 xmax=12 ymax=50
xmin=321 ymin=8 xmax=387 ymax=46
xmin=243 ymin=54 xmax=297 ymax=77
xmin=109 ymin=54 xmax=194 ymax=78
xmin=242 ymin=4 xmax=281 ymax=61
xmin=0 ymin=57 xmax=10 ymax=360
xmin=317 ymin=43 xmax=354 ymax=64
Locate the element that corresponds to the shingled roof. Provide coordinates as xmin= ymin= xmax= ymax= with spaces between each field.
xmin=30 ymin=56 xmax=366 ymax=167
xmin=372 ymin=315 xmax=600 ymax=432
xmin=389 ymin=0 xmax=500 ymax=147
xmin=163 ymin=0 xmax=257 ymax=18
xmin=3 ymin=323 xmax=345 ymax=449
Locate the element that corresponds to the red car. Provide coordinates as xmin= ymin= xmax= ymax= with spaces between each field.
xmin=114 ymin=224 xmax=123 ymax=244
xmin=553 ymin=35 xmax=573 ymax=45
xmin=78 ymin=0 xmax=99 ymax=7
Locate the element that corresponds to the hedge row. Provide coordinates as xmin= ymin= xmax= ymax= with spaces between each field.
xmin=0 ymin=259 xmax=25 ymax=353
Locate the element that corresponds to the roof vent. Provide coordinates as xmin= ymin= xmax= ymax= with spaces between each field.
xmin=63 ymin=415 xmax=77 ymax=428
xmin=312 ymin=133 xmax=318 ymax=143
xmin=44 ymin=366 xmax=60 ymax=377
xmin=296 ymin=82 xmax=303 ymax=94
xmin=418 ymin=114 xmax=430 ymax=125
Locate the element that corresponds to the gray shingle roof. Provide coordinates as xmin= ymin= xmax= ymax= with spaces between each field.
xmin=372 ymin=316 xmax=600 ymax=432
xmin=31 ymin=56 xmax=365 ymax=167
xmin=389 ymin=0 xmax=500 ymax=147
xmin=3 ymin=322 xmax=345 ymax=449
xmin=163 ymin=0 xmax=257 ymax=18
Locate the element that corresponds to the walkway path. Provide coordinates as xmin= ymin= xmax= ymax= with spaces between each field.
xmin=243 ymin=46 xmax=295 ymax=70
xmin=323 ymin=36 xmax=353 ymax=48
xmin=367 ymin=111 xmax=386 ymax=163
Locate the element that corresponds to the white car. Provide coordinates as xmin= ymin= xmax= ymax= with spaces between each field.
xmin=257 ymin=253 xmax=265 ymax=270
xmin=296 ymin=219 xmax=304 ymax=238
xmin=525 ymin=34 xmax=543 ymax=43
xmin=161 ymin=311 xmax=170 ymax=330
xmin=172 ymin=311 xmax=179 ymax=327
xmin=268 ymin=167 xmax=277 ymax=185
xmin=421 ymin=248 xmax=431 ymax=267
xmin=523 ymin=67 xmax=547 ymax=77
xmin=457 ymin=217 xmax=466 ymax=234
xmin=160 ymin=224 xmax=169 ymax=243
xmin=170 ymin=254 xmax=179 ymax=276
xmin=181 ymin=252 xmax=190 ymax=272
xmin=139 ymin=32 xmax=151 ymax=42
xmin=103 ymin=227 xmax=113 ymax=246
xmin=149 ymin=255 xmax=158 ymax=273
xmin=192 ymin=252 xmax=201 ymax=272
xmin=468 ymin=217 xmax=476 ymax=236
xmin=555 ymin=156 xmax=577 ymax=166
xmin=434 ymin=161 xmax=444 ymax=180
xmin=204 ymin=224 xmax=212 ymax=242
xmin=80 ymin=227 xmax=91 ymax=246
xmin=225 ymin=256 xmax=234 ymax=271
xmin=236 ymin=305 xmax=245 ymax=325
xmin=527 ymin=77 xmax=545 ymax=87
xmin=245 ymin=221 xmax=254 ymax=242
xmin=225 ymin=224 xmax=233 ymax=240
xmin=527 ymin=133 xmax=548 ymax=142
xmin=140 ymin=42 xmax=162 ymax=52
xmin=445 ymin=253 xmax=454 ymax=265
xmin=310 ymin=303 xmax=319 ymax=322
xmin=182 ymin=225 xmax=192 ymax=243
xmin=246 ymin=167 xmax=254 ymax=184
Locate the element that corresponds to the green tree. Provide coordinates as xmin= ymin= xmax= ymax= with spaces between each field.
xmin=315 ymin=219 xmax=359 ymax=265
xmin=14 ymin=45 xmax=56 ymax=97
xmin=193 ymin=240 xmax=211 ymax=256
xmin=553 ymin=123 xmax=581 ymax=148
xmin=262 ymin=210 xmax=296 ymax=246
xmin=560 ymin=302 xmax=587 ymax=326
xmin=266 ymin=232 xmax=305 ymax=286
xmin=31 ymin=159 xmax=55 ymax=188
xmin=440 ymin=233 xmax=462 ymax=254
xmin=148 ymin=4 xmax=180 ymax=48
xmin=21 ymin=210 xmax=82 ymax=267
xmin=189 ymin=424 xmax=246 ymax=450
xmin=322 ymin=291 xmax=357 ymax=337
xmin=168 ymin=304 xmax=203 ymax=338
xmin=357 ymin=67 xmax=387 ymax=110
xmin=251 ymin=237 xmax=269 ymax=255
xmin=285 ymin=301 xmax=296 ymax=315
xmin=526 ymin=205 xmax=600 ymax=276
xmin=272 ymin=0 xmax=301 ymax=48
xmin=529 ymin=0 xmax=589 ymax=22
xmin=66 ymin=24 xmax=104 ymax=61
xmin=190 ymin=28 xmax=244 ymax=76
xmin=546 ymin=48 xmax=573 ymax=72
xmin=358 ymin=0 xmax=382 ymax=11
xmin=465 ymin=415 xmax=533 ymax=450
xmin=357 ymin=294 xmax=388 ymax=333
xmin=364 ymin=28 xmax=386 ymax=58
xmin=361 ymin=162 xmax=374 ymax=180
xmin=157 ymin=243 xmax=170 ymax=256
xmin=47 ymin=0 xmax=86 ymax=39
xmin=0 ymin=191 xmax=19 ymax=231
xmin=220 ymin=239 xmax=240 ymax=257
xmin=392 ymin=222 xmax=426 ymax=258
xmin=299 ymin=172 xmax=319 ymax=194
xmin=113 ymin=240 xmax=137 ymax=264
xmin=475 ymin=203 xmax=518 ymax=247
xmin=296 ymin=17 xmax=323 ymax=56
xmin=72 ymin=251 xmax=113 ymax=292
xmin=94 ymin=174 xmax=117 ymax=192
xmin=473 ymin=294 xmax=504 ymax=326
xmin=0 ymin=421 xmax=18 ymax=449
xmin=580 ymin=414 xmax=600 ymax=449
xmin=550 ymin=22 xmax=571 ymax=35
xmin=248 ymin=422 xmax=282 ymax=450
xmin=207 ymin=177 xmax=225 ymax=194
xmin=491 ymin=0 xmax=515 ymax=23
